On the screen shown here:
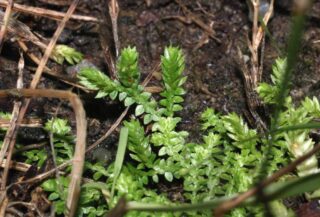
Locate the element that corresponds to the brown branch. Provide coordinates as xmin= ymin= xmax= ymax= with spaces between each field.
xmin=13 ymin=143 xmax=46 ymax=154
xmin=0 ymin=160 xmax=31 ymax=172
xmin=253 ymin=0 xmax=275 ymax=50
xmin=109 ymin=0 xmax=120 ymax=57
xmin=9 ymin=2 xmax=81 ymax=188
xmin=0 ymin=0 xmax=13 ymax=52
xmin=0 ymin=0 xmax=99 ymax=23
xmin=99 ymin=1 xmax=116 ymax=80
xmin=0 ymin=89 xmax=87 ymax=217
xmin=0 ymin=4 xmax=81 ymax=212
xmin=0 ymin=51 xmax=24 ymax=190
xmin=0 ymin=197 xmax=8 ymax=217
xmin=0 ymin=102 xmax=20 ymax=190
xmin=29 ymin=0 xmax=79 ymax=90
xmin=7 ymin=201 xmax=44 ymax=217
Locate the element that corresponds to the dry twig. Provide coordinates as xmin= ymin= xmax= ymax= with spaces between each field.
xmin=0 ymin=51 xmax=24 ymax=190
xmin=0 ymin=160 xmax=31 ymax=172
xmin=99 ymin=1 xmax=117 ymax=79
xmin=0 ymin=89 xmax=87 ymax=217
xmin=0 ymin=0 xmax=13 ymax=52
xmin=237 ymin=0 xmax=275 ymax=131
xmin=109 ymin=0 xmax=120 ymax=57
xmin=5 ymin=2 xmax=81 ymax=188
xmin=0 ymin=3 xmax=81 ymax=214
xmin=0 ymin=0 xmax=99 ymax=23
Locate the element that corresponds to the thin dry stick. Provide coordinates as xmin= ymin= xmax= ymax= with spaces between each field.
xmin=99 ymin=1 xmax=116 ymax=79
xmin=0 ymin=10 xmax=47 ymax=49
xmin=0 ymin=0 xmax=99 ymax=23
xmin=7 ymin=161 xmax=70 ymax=187
xmin=3 ymin=0 xmax=82 ymax=189
xmin=0 ymin=104 xmax=20 ymax=188
xmin=0 ymin=105 xmax=20 ymax=175
xmin=251 ymin=0 xmax=274 ymax=87
xmin=0 ymin=0 xmax=13 ymax=52
xmin=0 ymin=89 xmax=87 ymax=217
xmin=109 ymin=0 xmax=120 ymax=57
xmin=253 ymin=0 xmax=274 ymax=50
xmin=0 ymin=159 xmax=31 ymax=172
xmin=0 ymin=197 xmax=8 ymax=217
xmin=13 ymin=143 xmax=45 ymax=154
xmin=0 ymin=119 xmax=42 ymax=128
xmin=86 ymin=107 xmax=129 ymax=153
xmin=29 ymin=0 xmax=80 ymax=90
xmin=7 ymin=202 xmax=44 ymax=217
xmin=236 ymin=46 xmax=266 ymax=131
xmin=6 ymin=207 xmax=23 ymax=217
xmin=251 ymin=0 xmax=259 ymax=45
xmin=174 ymin=0 xmax=221 ymax=43
xmin=0 ymin=51 xmax=23 ymax=190
xmin=249 ymin=0 xmax=260 ymax=87
xmin=47 ymin=101 xmax=66 ymax=198
xmin=214 ymin=142 xmax=320 ymax=216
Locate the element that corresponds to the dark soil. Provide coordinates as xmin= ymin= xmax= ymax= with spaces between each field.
xmin=1 ymin=0 xmax=320 ymax=216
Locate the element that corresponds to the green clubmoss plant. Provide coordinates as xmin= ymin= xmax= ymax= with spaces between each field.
xmin=78 ymin=47 xmax=159 ymax=124
xmin=77 ymin=46 xmax=305 ymax=216
xmin=258 ymin=57 xmax=320 ymax=198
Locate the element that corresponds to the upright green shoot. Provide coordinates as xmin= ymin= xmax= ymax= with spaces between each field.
xmin=110 ymin=127 xmax=129 ymax=201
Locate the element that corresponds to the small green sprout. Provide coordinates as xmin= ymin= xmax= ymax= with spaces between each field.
xmin=52 ymin=44 xmax=83 ymax=65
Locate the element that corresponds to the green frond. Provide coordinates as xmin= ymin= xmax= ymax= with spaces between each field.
xmin=200 ymin=108 xmax=226 ymax=133
xmin=0 ymin=112 xmax=11 ymax=120
xmin=45 ymin=118 xmax=71 ymax=136
xmin=107 ymin=165 xmax=177 ymax=216
xmin=302 ymin=97 xmax=320 ymax=117
xmin=23 ymin=118 xmax=74 ymax=167
xmin=277 ymin=99 xmax=319 ymax=179
xmin=271 ymin=57 xmax=287 ymax=85
xmin=78 ymin=58 xmax=158 ymax=122
xmin=257 ymin=57 xmax=287 ymax=104
xmin=124 ymin=120 xmax=156 ymax=168
xmin=151 ymin=117 xmax=188 ymax=157
xmin=160 ymin=46 xmax=187 ymax=117
xmin=222 ymin=113 xmax=257 ymax=150
xmin=78 ymin=67 xmax=119 ymax=98
xmin=117 ymin=46 xmax=140 ymax=88
xmin=256 ymin=83 xmax=278 ymax=104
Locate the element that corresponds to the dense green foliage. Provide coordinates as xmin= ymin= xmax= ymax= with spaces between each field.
xmin=1 ymin=46 xmax=319 ymax=216
xmin=78 ymin=48 xmax=320 ymax=216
